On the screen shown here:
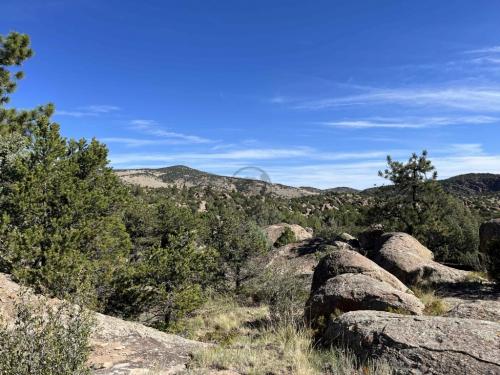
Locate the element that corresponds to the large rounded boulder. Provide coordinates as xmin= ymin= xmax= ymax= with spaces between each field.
xmin=326 ymin=310 xmax=500 ymax=375
xmin=374 ymin=233 xmax=469 ymax=286
xmin=311 ymin=249 xmax=409 ymax=293
xmin=306 ymin=250 xmax=423 ymax=323
xmin=307 ymin=274 xmax=424 ymax=322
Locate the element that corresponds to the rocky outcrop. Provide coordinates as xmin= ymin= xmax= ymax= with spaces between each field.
xmin=0 ymin=273 xmax=204 ymax=374
xmin=307 ymin=274 xmax=424 ymax=322
xmin=263 ymin=223 xmax=313 ymax=246
xmin=335 ymin=232 xmax=360 ymax=248
xmin=322 ymin=241 xmax=359 ymax=254
xmin=265 ymin=239 xmax=322 ymax=277
xmin=306 ymin=250 xmax=423 ymax=322
xmin=374 ymin=233 xmax=469 ymax=286
xmin=382 ymin=232 xmax=434 ymax=260
xmin=326 ymin=310 xmax=500 ymax=375
xmin=310 ymin=249 xmax=409 ymax=293
xmin=90 ymin=314 xmax=204 ymax=374
xmin=444 ymin=298 xmax=500 ymax=323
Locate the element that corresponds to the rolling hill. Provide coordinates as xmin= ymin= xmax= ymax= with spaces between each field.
xmin=440 ymin=173 xmax=500 ymax=196
xmin=116 ymin=166 xmax=500 ymax=216
xmin=115 ymin=165 xmax=319 ymax=198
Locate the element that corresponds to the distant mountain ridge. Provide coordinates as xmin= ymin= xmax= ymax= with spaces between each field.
xmin=115 ymin=165 xmax=320 ymax=198
xmin=440 ymin=173 xmax=500 ymax=196
xmin=439 ymin=173 xmax=500 ymax=218
xmin=115 ymin=165 xmax=500 ymax=199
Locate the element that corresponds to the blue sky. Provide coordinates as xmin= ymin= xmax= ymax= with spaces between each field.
xmin=3 ymin=0 xmax=500 ymax=188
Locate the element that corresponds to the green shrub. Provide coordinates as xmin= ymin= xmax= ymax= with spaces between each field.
xmin=108 ymin=231 xmax=219 ymax=329
xmin=0 ymin=293 xmax=93 ymax=375
xmin=464 ymin=271 xmax=490 ymax=283
xmin=203 ymin=207 xmax=268 ymax=291
xmin=275 ymin=226 xmax=296 ymax=247
xmin=246 ymin=265 xmax=309 ymax=326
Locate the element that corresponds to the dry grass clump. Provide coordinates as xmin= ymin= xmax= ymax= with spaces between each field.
xmin=171 ymin=294 xmax=268 ymax=344
xmin=412 ymin=287 xmax=449 ymax=316
xmin=189 ymin=323 xmax=390 ymax=375
xmin=464 ymin=271 xmax=490 ymax=283
xmin=181 ymin=297 xmax=390 ymax=375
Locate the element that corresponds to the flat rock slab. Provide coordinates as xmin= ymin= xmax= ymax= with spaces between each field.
xmin=91 ymin=313 xmax=205 ymax=374
xmin=327 ymin=310 xmax=500 ymax=375
xmin=0 ymin=273 xmax=204 ymax=375
xmin=265 ymin=239 xmax=322 ymax=276
xmin=444 ymin=298 xmax=500 ymax=323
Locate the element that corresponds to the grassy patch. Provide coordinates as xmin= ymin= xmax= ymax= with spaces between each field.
xmin=170 ymin=295 xmax=268 ymax=343
xmin=181 ymin=297 xmax=390 ymax=375
xmin=412 ymin=287 xmax=449 ymax=316
xmin=189 ymin=324 xmax=390 ymax=375
xmin=464 ymin=271 xmax=490 ymax=283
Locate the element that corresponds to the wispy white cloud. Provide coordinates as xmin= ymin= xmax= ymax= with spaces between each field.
xmin=258 ymin=145 xmax=498 ymax=188
xmin=84 ymin=105 xmax=120 ymax=113
xmin=263 ymin=162 xmax=386 ymax=189
xmin=442 ymin=143 xmax=484 ymax=156
xmin=110 ymin=147 xmax=407 ymax=167
xmin=109 ymin=143 xmax=500 ymax=189
xmin=464 ymin=46 xmax=500 ymax=54
xmin=269 ymin=96 xmax=288 ymax=104
xmin=432 ymin=155 xmax=500 ymax=179
xmin=101 ymin=137 xmax=212 ymax=147
xmin=470 ymin=57 xmax=500 ymax=65
xmin=110 ymin=147 xmax=313 ymax=165
xmin=296 ymin=87 xmax=500 ymax=112
xmin=322 ymin=115 xmax=499 ymax=129
xmin=55 ymin=105 xmax=120 ymax=117
xmin=130 ymin=119 xmax=158 ymax=127
xmin=316 ymin=151 xmax=395 ymax=161
xmin=263 ymin=153 xmax=500 ymax=189
xmin=130 ymin=119 xmax=212 ymax=144
xmin=56 ymin=110 xmax=94 ymax=117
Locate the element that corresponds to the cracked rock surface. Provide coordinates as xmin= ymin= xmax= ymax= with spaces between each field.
xmin=326 ymin=310 xmax=500 ymax=375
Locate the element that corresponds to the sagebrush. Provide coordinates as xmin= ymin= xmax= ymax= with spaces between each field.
xmin=0 ymin=293 xmax=93 ymax=375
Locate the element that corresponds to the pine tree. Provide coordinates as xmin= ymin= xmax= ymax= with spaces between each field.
xmin=205 ymin=207 xmax=268 ymax=291
xmin=370 ymin=151 xmax=480 ymax=267
xmin=0 ymin=32 xmax=131 ymax=308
